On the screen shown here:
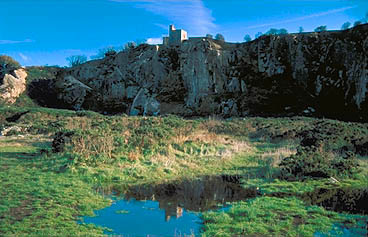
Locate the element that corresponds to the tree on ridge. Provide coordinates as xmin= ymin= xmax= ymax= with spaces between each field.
xmin=341 ymin=22 xmax=351 ymax=30
xmin=244 ymin=34 xmax=252 ymax=42
xmin=314 ymin=25 xmax=327 ymax=32
xmin=215 ymin=33 xmax=225 ymax=42
xmin=66 ymin=55 xmax=87 ymax=67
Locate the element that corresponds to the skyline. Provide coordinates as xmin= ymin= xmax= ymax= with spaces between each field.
xmin=1 ymin=0 xmax=367 ymax=66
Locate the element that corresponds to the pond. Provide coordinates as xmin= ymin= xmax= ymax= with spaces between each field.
xmin=81 ymin=175 xmax=259 ymax=236
xmin=80 ymin=175 xmax=368 ymax=236
xmin=82 ymin=198 xmax=201 ymax=236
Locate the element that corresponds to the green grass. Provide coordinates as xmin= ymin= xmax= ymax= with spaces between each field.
xmin=0 ymin=106 xmax=367 ymax=236
xmin=0 ymin=136 xmax=110 ymax=236
xmin=202 ymin=196 xmax=366 ymax=237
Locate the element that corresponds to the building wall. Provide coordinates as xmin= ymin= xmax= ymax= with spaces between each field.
xmin=163 ymin=37 xmax=169 ymax=46
xmin=166 ymin=25 xmax=188 ymax=45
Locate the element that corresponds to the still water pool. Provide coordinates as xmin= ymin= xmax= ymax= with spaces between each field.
xmin=81 ymin=175 xmax=255 ymax=236
xmin=83 ymin=198 xmax=201 ymax=236
xmin=80 ymin=175 xmax=368 ymax=236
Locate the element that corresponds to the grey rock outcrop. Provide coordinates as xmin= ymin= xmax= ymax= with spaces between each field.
xmin=130 ymin=88 xmax=160 ymax=116
xmin=54 ymin=24 xmax=368 ymax=121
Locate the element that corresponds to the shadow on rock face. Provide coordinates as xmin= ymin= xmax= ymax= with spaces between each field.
xmin=28 ymin=79 xmax=66 ymax=108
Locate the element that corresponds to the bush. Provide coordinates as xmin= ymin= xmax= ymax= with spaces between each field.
xmin=279 ymin=146 xmax=359 ymax=180
xmin=0 ymin=55 xmax=21 ymax=79
xmin=314 ymin=25 xmax=327 ymax=32
xmin=215 ymin=33 xmax=225 ymax=42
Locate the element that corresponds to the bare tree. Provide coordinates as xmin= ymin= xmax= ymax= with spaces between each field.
xmin=66 ymin=55 xmax=87 ymax=67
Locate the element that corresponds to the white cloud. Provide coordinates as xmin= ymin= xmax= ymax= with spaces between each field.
xmin=110 ymin=0 xmax=216 ymax=35
xmin=146 ymin=38 xmax=163 ymax=45
xmin=18 ymin=53 xmax=29 ymax=61
xmin=154 ymin=23 xmax=169 ymax=30
xmin=245 ymin=6 xmax=358 ymax=30
xmin=0 ymin=39 xmax=34 ymax=44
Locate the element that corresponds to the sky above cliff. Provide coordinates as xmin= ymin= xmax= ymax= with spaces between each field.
xmin=1 ymin=0 xmax=367 ymax=66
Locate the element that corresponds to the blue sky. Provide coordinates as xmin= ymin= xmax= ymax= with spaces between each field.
xmin=1 ymin=0 xmax=367 ymax=66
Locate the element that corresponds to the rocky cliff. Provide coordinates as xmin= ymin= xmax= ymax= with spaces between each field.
xmin=0 ymin=68 xmax=27 ymax=104
xmin=54 ymin=24 xmax=368 ymax=121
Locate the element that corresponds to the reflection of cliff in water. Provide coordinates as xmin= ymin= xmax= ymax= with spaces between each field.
xmin=124 ymin=175 xmax=259 ymax=221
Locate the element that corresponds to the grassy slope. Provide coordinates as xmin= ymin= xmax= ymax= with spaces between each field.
xmin=0 ymin=106 xmax=367 ymax=236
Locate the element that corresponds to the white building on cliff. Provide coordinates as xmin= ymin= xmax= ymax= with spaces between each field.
xmin=163 ymin=25 xmax=188 ymax=46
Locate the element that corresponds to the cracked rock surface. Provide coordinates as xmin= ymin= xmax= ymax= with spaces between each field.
xmin=55 ymin=24 xmax=368 ymax=121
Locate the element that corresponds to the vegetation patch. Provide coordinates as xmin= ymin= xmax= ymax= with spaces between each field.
xmin=279 ymin=146 xmax=359 ymax=179
xmin=0 ymin=106 xmax=367 ymax=235
xmin=201 ymin=196 xmax=366 ymax=236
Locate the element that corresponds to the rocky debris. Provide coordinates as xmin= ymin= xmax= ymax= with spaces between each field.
xmin=0 ymin=126 xmax=24 ymax=136
xmin=0 ymin=68 xmax=27 ymax=104
xmin=54 ymin=24 xmax=368 ymax=121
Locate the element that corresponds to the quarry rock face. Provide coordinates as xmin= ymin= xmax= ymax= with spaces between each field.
xmin=0 ymin=68 xmax=27 ymax=104
xmin=55 ymin=24 xmax=368 ymax=121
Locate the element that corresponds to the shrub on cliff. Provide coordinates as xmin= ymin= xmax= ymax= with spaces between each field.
xmin=0 ymin=55 xmax=21 ymax=79
xmin=215 ymin=33 xmax=225 ymax=42
xmin=341 ymin=22 xmax=351 ymax=30
xmin=314 ymin=25 xmax=327 ymax=32
xmin=244 ymin=34 xmax=252 ymax=42
xmin=90 ymin=46 xmax=118 ymax=60
xmin=264 ymin=28 xmax=288 ymax=35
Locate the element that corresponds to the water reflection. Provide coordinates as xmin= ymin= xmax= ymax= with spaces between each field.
xmin=124 ymin=175 xmax=259 ymax=220
xmin=83 ymin=176 xmax=368 ymax=236
xmin=82 ymin=175 xmax=258 ymax=236
xmin=82 ymin=198 xmax=201 ymax=236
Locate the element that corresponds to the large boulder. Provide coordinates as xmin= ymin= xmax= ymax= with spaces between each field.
xmin=54 ymin=75 xmax=92 ymax=110
xmin=129 ymin=88 xmax=160 ymax=116
xmin=0 ymin=68 xmax=27 ymax=104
